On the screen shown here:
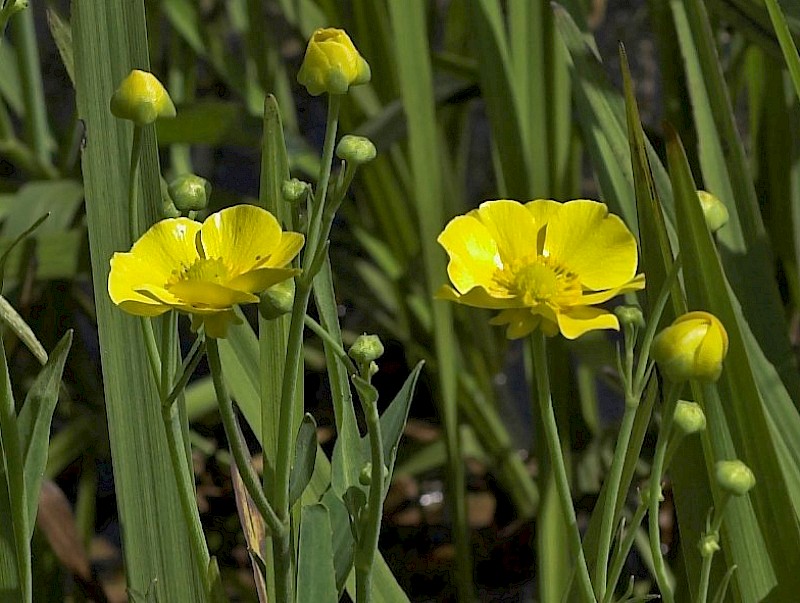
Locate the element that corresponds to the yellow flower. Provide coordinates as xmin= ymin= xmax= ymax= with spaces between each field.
xmin=297 ymin=28 xmax=371 ymax=96
xmin=651 ymin=311 xmax=728 ymax=382
xmin=109 ymin=205 xmax=303 ymax=338
xmin=437 ymin=199 xmax=645 ymax=339
xmin=110 ymin=69 xmax=176 ymax=125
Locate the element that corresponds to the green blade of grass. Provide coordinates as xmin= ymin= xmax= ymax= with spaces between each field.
xmin=73 ymin=1 xmax=208 ymax=600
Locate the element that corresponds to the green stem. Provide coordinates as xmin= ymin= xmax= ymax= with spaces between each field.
xmin=648 ymin=381 xmax=681 ymax=603
xmin=529 ymin=332 xmax=596 ymax=602
xmin=206 ymin=338 xmax=285 ymax=538
xmin=128 ymin=125 xmax=144 ymax=242
xmin=304 ymin=315 xmax=357 ymax=375
xmin=696 ymin=499 xmax=728 ymax=603
xmin=603 ymin=501 xmax=648 ymax=603
xmin=354 ymin=390 xmax=385 ymax=603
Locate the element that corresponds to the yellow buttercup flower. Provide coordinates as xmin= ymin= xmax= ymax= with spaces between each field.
xmin=297 ymin=28 xmax=371 ymax=96
xmin=109 ymin=205 xmax=303 ymax=338
xmin=436 ymin=199 xmax=645 ymax=339
xmin=651 ymin=311 xmax=728 ymax=382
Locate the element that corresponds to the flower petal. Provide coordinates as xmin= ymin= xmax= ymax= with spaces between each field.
xmin=544 ymin=200 xmax=639 ymax=290
xmin=565 ymin=273 xmax=646 ymax=306
xmin=525 ymin=199 xmax=561 ymax=252
xmin=437 ymin=214 xmax=502 ymax=293
xmin=557 ymin=306 xmax=620 ymax=339
xmin=200 ymin=205 xmax=283 ymax=275
xmin=472 ymin=200 xmax=538 ymax=265
xmin=121 ymin=217 xmax=201 ymax=284
xmin=435 ymin=284 xmax=519 ymax=309
xmin=259 ymin=232 xmax=304 ymax=268
xmin=227 ymin=267 xmax=300 ymax=294
xmin=488 ymin=309 xmax=546 ymax=339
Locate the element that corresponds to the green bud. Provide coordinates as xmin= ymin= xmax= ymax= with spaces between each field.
xmin=698 ymin=533 xmax=720 ymax=558
xmin=258 ymin=279 xmax=296 ymax=320
xmin=336 ymin=135 xmax=377 ymax=165
xmin=281 ymin=178 xmax=311 ymax=205
xmin=715 ymin=460 xmax=756 ymax=497
xmin=697 ymin=191 xmax=729 ymax=233
xmin=110 ymin=69 xmax=176 ymax=126
xmin=359 ymin=462 xmax=389 ymax=486
xmin=168 ymin=174 xmax=211 ymax=212
xmin=161 ymin=198 xmax=181 ymax=219
xmin=614 ymin=305 xmax=645 ymax=329
xmin=673 ymin=400 xmax=706 ymax=435
xmin=348 ymin=334 xmax=384 ymax=365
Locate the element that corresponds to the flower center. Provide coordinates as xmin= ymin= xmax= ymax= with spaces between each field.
xmin=168 ymin=257 xmax=232 ymax=288
xmin=508 ymin=257 xmax=581 ymax=307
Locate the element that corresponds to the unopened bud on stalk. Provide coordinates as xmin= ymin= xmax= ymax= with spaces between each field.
xmin=359 ymin=462 xmax=389 ymax=486
xmin=715 ymin=460 xmax=756 ymax=497
xmin=282 ymin=178 xmax=311 ymax=205
xmin=336 ymin=135 xmax=377 ymax=166
xmin=168 ymin=174 xmax=211 ymax=212
xmin=652 ymin=311 xmax=728 ymax=382
xmin=297 ymin=28 xmax=371 ymax=96
xmin=673 ymin=400 xmax=706 ymax=435
xmin=110 ymin=70 xmax=176 ymax=125
xmin=348 ymin=334 xmax=384 ymax=365
xmin=697 ymin=190 xmax=729 ymax=233
xmin=614 ymin=305 xmax=645 ymax=329
xmin=258 ymin=279 xmax=296 ymax=320
xmin=698 ymin=533 xmax=720 ymax=558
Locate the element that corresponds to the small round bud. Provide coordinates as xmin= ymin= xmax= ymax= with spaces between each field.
xmin=698 ymin=533 xmax=720 ymax=558
xmin=614 ymin=305 xmax=645 ymax=329
xmin=673 ymin=400 xmax=706 ymax=435
xmin=258 ymin=279 xmax=296 ymax=320
xmin=297 ymin=28 xmax=371 ymax=96
xmin=652 ymin=311 xmax=728 ymax=382
xmin=715 ymin=460 xmax=756 ymax=497
xmin=348 ymin=334 xmax=384 ymax=365
xmin=161 ymin=198 xmax=181 ymax=219
xmin=336 ymin=135 xmax=377 ymax=165
xmin=281 ymin=178 xmax=311 ymax=205
xmin=110 ymin=69 xmax=176 ymax=125
xmin=168 ymin=174 xmax=211 ymax=212
xmin=697 ymin=191 xmax=729 ymax=233
xmin=359 ymin=462 xmax=389 ymax=486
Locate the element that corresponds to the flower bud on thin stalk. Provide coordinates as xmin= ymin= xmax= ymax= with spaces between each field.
xmin=297 ymin=28 xmax=371 ymax=97
xmin=168 ymin=174 xmax=211 ymax=213
xmin=697 ymin=190 xmax=729 ymax=233
xmin=664 ymin=400 xmax=706 ymax=471
xmin=652 ymin=311 xmax=729 ymax=383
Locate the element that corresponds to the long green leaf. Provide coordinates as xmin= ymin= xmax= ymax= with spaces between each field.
xmin=297 ymin=504 xmax=338 ymax=603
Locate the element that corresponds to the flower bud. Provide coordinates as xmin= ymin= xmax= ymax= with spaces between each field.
xmin=110 ymin=69 xmax=176 ymax=125
xmin=359 ymin=462 xmax=388 ymax=486
xmin=348 ymin=334 xmax=384 ymax=365
xmin=258 ymin=279 xmax=295 ymax=320
xmin=281 ymin=178 xmax=311 ymax=205
xmin=673 ymin=400 xmax=706 ymax=435
xmin=652 ymin=311 xmax=728 ymax=382
xmin=715 ymin=460 xmax=756 ymax=497
xmin=697 ymin=191 xmax=729 ymax=233
xmin=336 ymin=135 xmax=377 ymax=165
xmin=698 ymin=533 xmax=720 ymax=558
xmin=614 ymin=305 xmax=645 ymax=329
xmin=168 ymin=174 xmax=211 ymax=212
xmin=297 ymin=28 xmax=371 ymax=96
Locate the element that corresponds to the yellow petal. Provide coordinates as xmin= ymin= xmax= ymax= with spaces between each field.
xmin=167 ymin=280 xmax=259 ymax=309
xmin=200 ymin=205 xmax=284 ymax=276
xmin=544 ymin=200 xmax=639 ymax=290
xmin=557 ymin=306 xmax=620 ymax=339
xmin=566 ymin=273 xmax=646 ymax=306
xmin=435 ymin=284 xmax=519 ymax=309
xmin=489 ymin=309 xmax=541 ymax=339
xmin=227 ymin=267 xmax=300 ymax=294
xmin=472 ymin=200 xmax=538 ymax=265
xmin=261 ymin=232 xmax=305 ymax=268
xmin=525 ymin=199 xmax=561 ymax=251
xmin=116 ymin=299 xmax=171 ymax=317
xmin=126 ymin=217 xmax=202 ymax=283
xmin=192 ymin=310 xmax=242 ymax=339
xmin=437 ymin=214 xmax=501 ymax=293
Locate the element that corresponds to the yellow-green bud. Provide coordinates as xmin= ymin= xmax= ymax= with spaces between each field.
xmin=715 ymin=460 xmax=756 ymax=497
xmin=297 ymin=28 xmax=371 ymax=96
xmin=259 ymin=279 xmax=296 ymax=320
xmin=3 ymin=0 xmax=28 ymax=16
xmin=336 ymin=135 xmax=377 ymax=165
xmin=697 ymin=190 xmax=729 ymax=233
xmin=673 ymin=400 xmax=706 ymax=435
xmin=282 ymin=178 xmax=311 ymax=205
xmin=614 ymin=305 xmax=645 ymax=329
xmin=168 ymin=174 xmax=211 ymax=212
xmin=698 ymin=533 xmax=720 ymax=558
xmin=348 ymin=334 xmax=384 ymax=365
xmin=652 ymin=311 xmax=728 ymax=382
xmin=110 ymin=69 xmax=176 ymax=125
xmin=359 ymin=462 xmax=389 ymax=486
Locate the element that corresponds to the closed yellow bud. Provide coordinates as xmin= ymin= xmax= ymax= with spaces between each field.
xmin=297 ymin=28 xmax=371 ymax=96
xmin=697 ymin=190 xmax=729 ymax=233
xmin=652 ymin=311 xmax=728 ymax=382
xmin=110 ymin=70 xmax=176 ymax=125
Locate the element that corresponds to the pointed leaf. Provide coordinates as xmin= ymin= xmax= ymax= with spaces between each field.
xmin=297 ymin=504 xmax=338 ymax=603
xmin=289 ymin=413 xmax=318 ymax=506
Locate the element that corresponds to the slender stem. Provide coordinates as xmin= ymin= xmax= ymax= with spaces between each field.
xmin=304 ymin=315 xmax=357 ymax=375
xmin=529 ymin=332 xmax=596 ymax=602
xmin=206 ymin=338 xmax=285 ymax=538
xmin=128 ymin=125 xmax=144 ymax=242
xmin=603 ymin=502 xmax=649 ymax=603
xmin=648 ymin=381 xmax=681 ymax=603
xmin=354 ymin=390 xmax=385 ymax=603
xmin=138 ymin=317 xmax=160 ymax=385
xmin=696 ymin=499 xmax=728 ymax=603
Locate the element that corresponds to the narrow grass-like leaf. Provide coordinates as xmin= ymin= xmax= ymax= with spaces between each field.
xmin=45 ymin=8 xmax=74 ymax=86
xmin=230 ymin=462 xmax=268 ymax=602
xmin=0 ymin=296 xmax=46 ymax=365
xmin=73 ymin=1 xmax=208 ymax=599
xmin=668 ymin=127 xmax=800 ymax=600
xmin=297 ymin=504 xmax=338 ymax=603
xmin=289 ymin=413 xmax=318 ymax=506
xmin=17 ymin=331 xmax=71 ymax=533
